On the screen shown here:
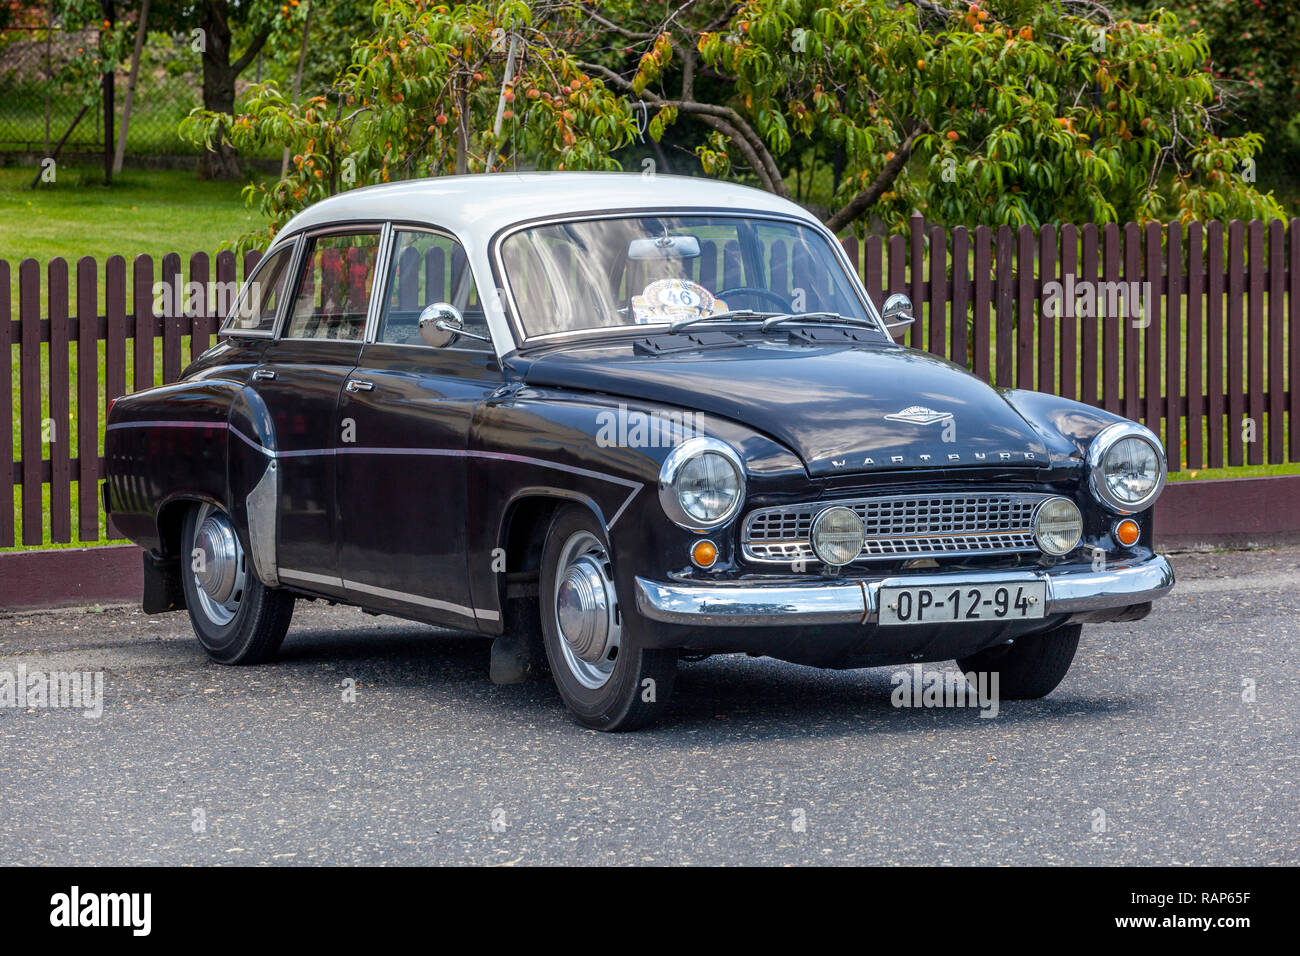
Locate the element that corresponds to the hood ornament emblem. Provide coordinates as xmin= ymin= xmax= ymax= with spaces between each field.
xmin=884 ymin=405 xmax=953 ymax=425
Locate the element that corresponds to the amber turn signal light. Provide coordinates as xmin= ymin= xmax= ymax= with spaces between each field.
xmin=1114 ymin=518 xmax=1140 ymax=547
xmin=691 ymin=539 xmax=718 ymax=568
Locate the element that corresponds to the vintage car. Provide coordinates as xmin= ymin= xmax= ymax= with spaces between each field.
xmin=105 ymin=172 xmax=1173 ymax=730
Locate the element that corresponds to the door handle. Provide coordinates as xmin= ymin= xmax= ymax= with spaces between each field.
xmin=345 ymin=379 xmax=374 ymax=392
xmin=252 ymin=368 xmax=276 ymax=381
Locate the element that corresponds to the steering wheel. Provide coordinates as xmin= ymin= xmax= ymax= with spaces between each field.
xmin=715 ymin=287 xmax=791 ymax=311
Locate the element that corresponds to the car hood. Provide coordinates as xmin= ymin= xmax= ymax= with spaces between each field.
xmin=518 ymin=339 xmax=1050 ymax=477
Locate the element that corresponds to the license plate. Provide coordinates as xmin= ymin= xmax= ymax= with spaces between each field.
xmin=878 ymin=581 xmax=1046 ymax=626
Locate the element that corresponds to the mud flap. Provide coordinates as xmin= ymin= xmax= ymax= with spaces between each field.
xmin=141 ymin=551 xmax=186 ymax=614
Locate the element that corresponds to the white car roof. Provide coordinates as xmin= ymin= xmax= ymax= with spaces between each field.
xmin=270 ymin=172 xmax=819 ymax=250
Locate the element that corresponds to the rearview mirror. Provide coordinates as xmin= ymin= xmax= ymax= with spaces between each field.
xmin=881 ymin=293 xmax=915 ymax=333
xmin=418 ymin=302 xmax=465 ymax=348
xmin=628 ymin=235 xmax=701 ymax=261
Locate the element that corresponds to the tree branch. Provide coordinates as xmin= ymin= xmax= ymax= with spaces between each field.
xmin=823 ymin=123 xmax=928 ymax=233
xmin=232 ymin=27 xmax=272 ymax=77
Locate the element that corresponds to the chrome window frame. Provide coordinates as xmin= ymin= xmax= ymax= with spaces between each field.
xmin=218 ymin=235 xmax=304 ymax=339
xmin=365 ymin=222 xmax=497 ymax=354
xmin=488 ymin=208 xmax=888 ymax=351
xmin=276 ymin=221 xmax=391 ymax=344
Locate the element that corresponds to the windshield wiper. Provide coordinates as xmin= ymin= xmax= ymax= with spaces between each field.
xmin=666 ymin=309 xmax=776 ymax=333
xmin=759 ymin=311 xmax=877 ymax=333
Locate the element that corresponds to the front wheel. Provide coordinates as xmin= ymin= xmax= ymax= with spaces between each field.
xmin=538 ymin=506 xmax=677 ymax=731
xmin=956 ymin=623 xmax=1081 ymax=699
xmin=181 ymin=502 xmax=295 ymax=665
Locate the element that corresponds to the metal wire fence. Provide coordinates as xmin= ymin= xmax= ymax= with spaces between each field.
xmin=0 ymin=25 xmax=282 ymax=160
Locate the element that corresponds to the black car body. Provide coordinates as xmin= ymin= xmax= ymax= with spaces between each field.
xmin=105 ymin=173 xmax=1174 ymax=730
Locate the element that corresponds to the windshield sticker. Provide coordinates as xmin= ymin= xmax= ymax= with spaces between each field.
xmin=631 ymin=278 xmax=728 ymax=324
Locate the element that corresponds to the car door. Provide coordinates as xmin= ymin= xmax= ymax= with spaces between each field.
xmin=250 ymin=226 xmax=384 ymax=595
xmin=335 ymin=226 xmax=504 ymax=629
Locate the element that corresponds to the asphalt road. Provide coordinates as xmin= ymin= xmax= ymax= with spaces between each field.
xmin=2 ymin=548 xmax=1297 ymax=865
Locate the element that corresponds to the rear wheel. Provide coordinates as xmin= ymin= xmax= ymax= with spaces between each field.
xmin=956 ymin=623 xmax=1081 ymax=699
xmin=539 ymin=506 xmax=677 ymax=731
xmin=181 ymin=502 xmax=294 ymax=665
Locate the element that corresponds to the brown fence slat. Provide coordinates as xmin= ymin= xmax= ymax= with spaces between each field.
xmin=1102 ymin=223 xmax=1120 ymax=412
xmin=1267 ymin=220 xmax=1284 ymax=463
xmin=1081 ymin=224 xmax=1100 ymax=405
xmin=1207 ymin=221 xmax=1225 ymax=468
xmin=972 ymin=226 xmax=991 ymax=382
xmin=1038 ymin=224 xmax=1057 ymax=396
xmin=994 ymin=225 xmax=1013 ymax=387
xmin=76 ymin=257 xmax=99 ymax=541
xmin=133 ymin=255 xmax=154 ymax=394
xmin=1290 ymin=220 xmax=1300 ymax=462
xmin=189 ymin=252 xmax=211 ymax=361
xmin=1246 ymin=221 xmax=1265 ymax=465
xmin=1059 ymin=224 xmax=1079 ymax=403
xmin=1227 ymin=220 xmax=1245 ymax=466
xmin=105 ymin=256 xmax=127 ymax=409
xmin=48 ymin=259 xmax=71 ymax=543
xmin=864 ymin=234 xmax=882 ymax=310
xmin=1164 ymin=224 xmax=1182 ymax=472
xmin=909 ymin=214 xmax=925 ymax=350
xmin=1143 ymin=222 xmax=1163 ymax=439
xmin=1016 ymin=226 xmax=1035 ymax=389
xmin=1122 ymin=222 xmax=1141 ymax=420
xmin=161 ymin=252 xmax=183 ymax=383
xmin=1186 ymin=223 xmax=1203 ymax=470
xmin=0 ymin=260 xmax=12 ymax=547
xmin=928 ymin=226 xmax=947 ymax=358
xmin=950 ymin=227 xmax=969 ymax=369
xmin=19 ymin=259 xmax=42 ymax=546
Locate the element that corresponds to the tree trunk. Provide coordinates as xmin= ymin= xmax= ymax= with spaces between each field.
xmin=197 ymin=1 xmax=240 ymax=179
xmin=114 ymin=0 xmax=150 ymax=175
xmin=195 ymin=0 xmax=271 ymax=180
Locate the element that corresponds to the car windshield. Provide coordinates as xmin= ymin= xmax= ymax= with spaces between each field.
xmin=498 ymin=214 xmax=872 ymax=339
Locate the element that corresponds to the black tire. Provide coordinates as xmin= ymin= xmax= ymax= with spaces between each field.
xmin=539 ymin=505 xmax=677 ymax=731
xmin=181 ymin=502 xmax=294 ymax=665
xmin=956 ymin=623 xmax=1081 ymax=700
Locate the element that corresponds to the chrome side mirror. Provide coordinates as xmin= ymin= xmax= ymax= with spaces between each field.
xmin=418 ymin=302 xmax=466 ymax=348
xmin=881 ymin=293 xmax=915 ymax=332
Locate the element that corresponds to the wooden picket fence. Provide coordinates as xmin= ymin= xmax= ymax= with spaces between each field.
xmin=4 ymin=215 xmax=1299 ymax=550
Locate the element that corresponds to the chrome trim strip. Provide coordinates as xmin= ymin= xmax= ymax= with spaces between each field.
xmin=278 ymin=568 xmax=500 ymax=624
xmin=742 ymin=491 xmax=1050 ymax=564
xmin=279 ymin=567 xmax=343 ymax=589
xmin=106 ymin=420 xmax=229 ymax=432
xmin=634 ymin=554 xmax=1174 ymax=627
xmin=244 ymin=460 xmax=279 ymax=587
xmin=340 ymin=578 xmax=478 ymax=621
xmin=116 ymin=421 xmax=640 ymax=527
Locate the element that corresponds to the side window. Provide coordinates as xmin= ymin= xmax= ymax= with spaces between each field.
xmin=223 ymin=244 xmax=293 ymax=334
xmin=377 ymin=229 xmax=489 ymax=349
xmin=284 ymin=231 xmax=381 ymax=341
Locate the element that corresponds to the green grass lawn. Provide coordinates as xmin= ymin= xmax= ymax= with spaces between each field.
xmin=0 ymin=164 xmax=262 ymax=269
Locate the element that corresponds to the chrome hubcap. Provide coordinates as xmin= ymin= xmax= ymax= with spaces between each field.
xmin=553 ymin=531 xmax=620 ymax=689
xmin=191 ymin=504 xmax=245 ymax=626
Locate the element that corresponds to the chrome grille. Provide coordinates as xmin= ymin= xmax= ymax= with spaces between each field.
xmin=742 ymin=492 xmax=1049 ymax=564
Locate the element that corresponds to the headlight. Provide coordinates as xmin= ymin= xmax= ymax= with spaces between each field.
xmin=810 ymin=506 xmax=865 ymax=566
xmin=1087 ymin=422 xmax=1167 ymax=513
xmin=1034 ymin=496 xmax=1083 ymax=556
xmin=658 ymin=437 xmax=745 ymax=529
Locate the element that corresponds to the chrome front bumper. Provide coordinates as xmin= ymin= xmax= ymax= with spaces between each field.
xmin=634 ymin=554 xmax=1174 ymax=627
